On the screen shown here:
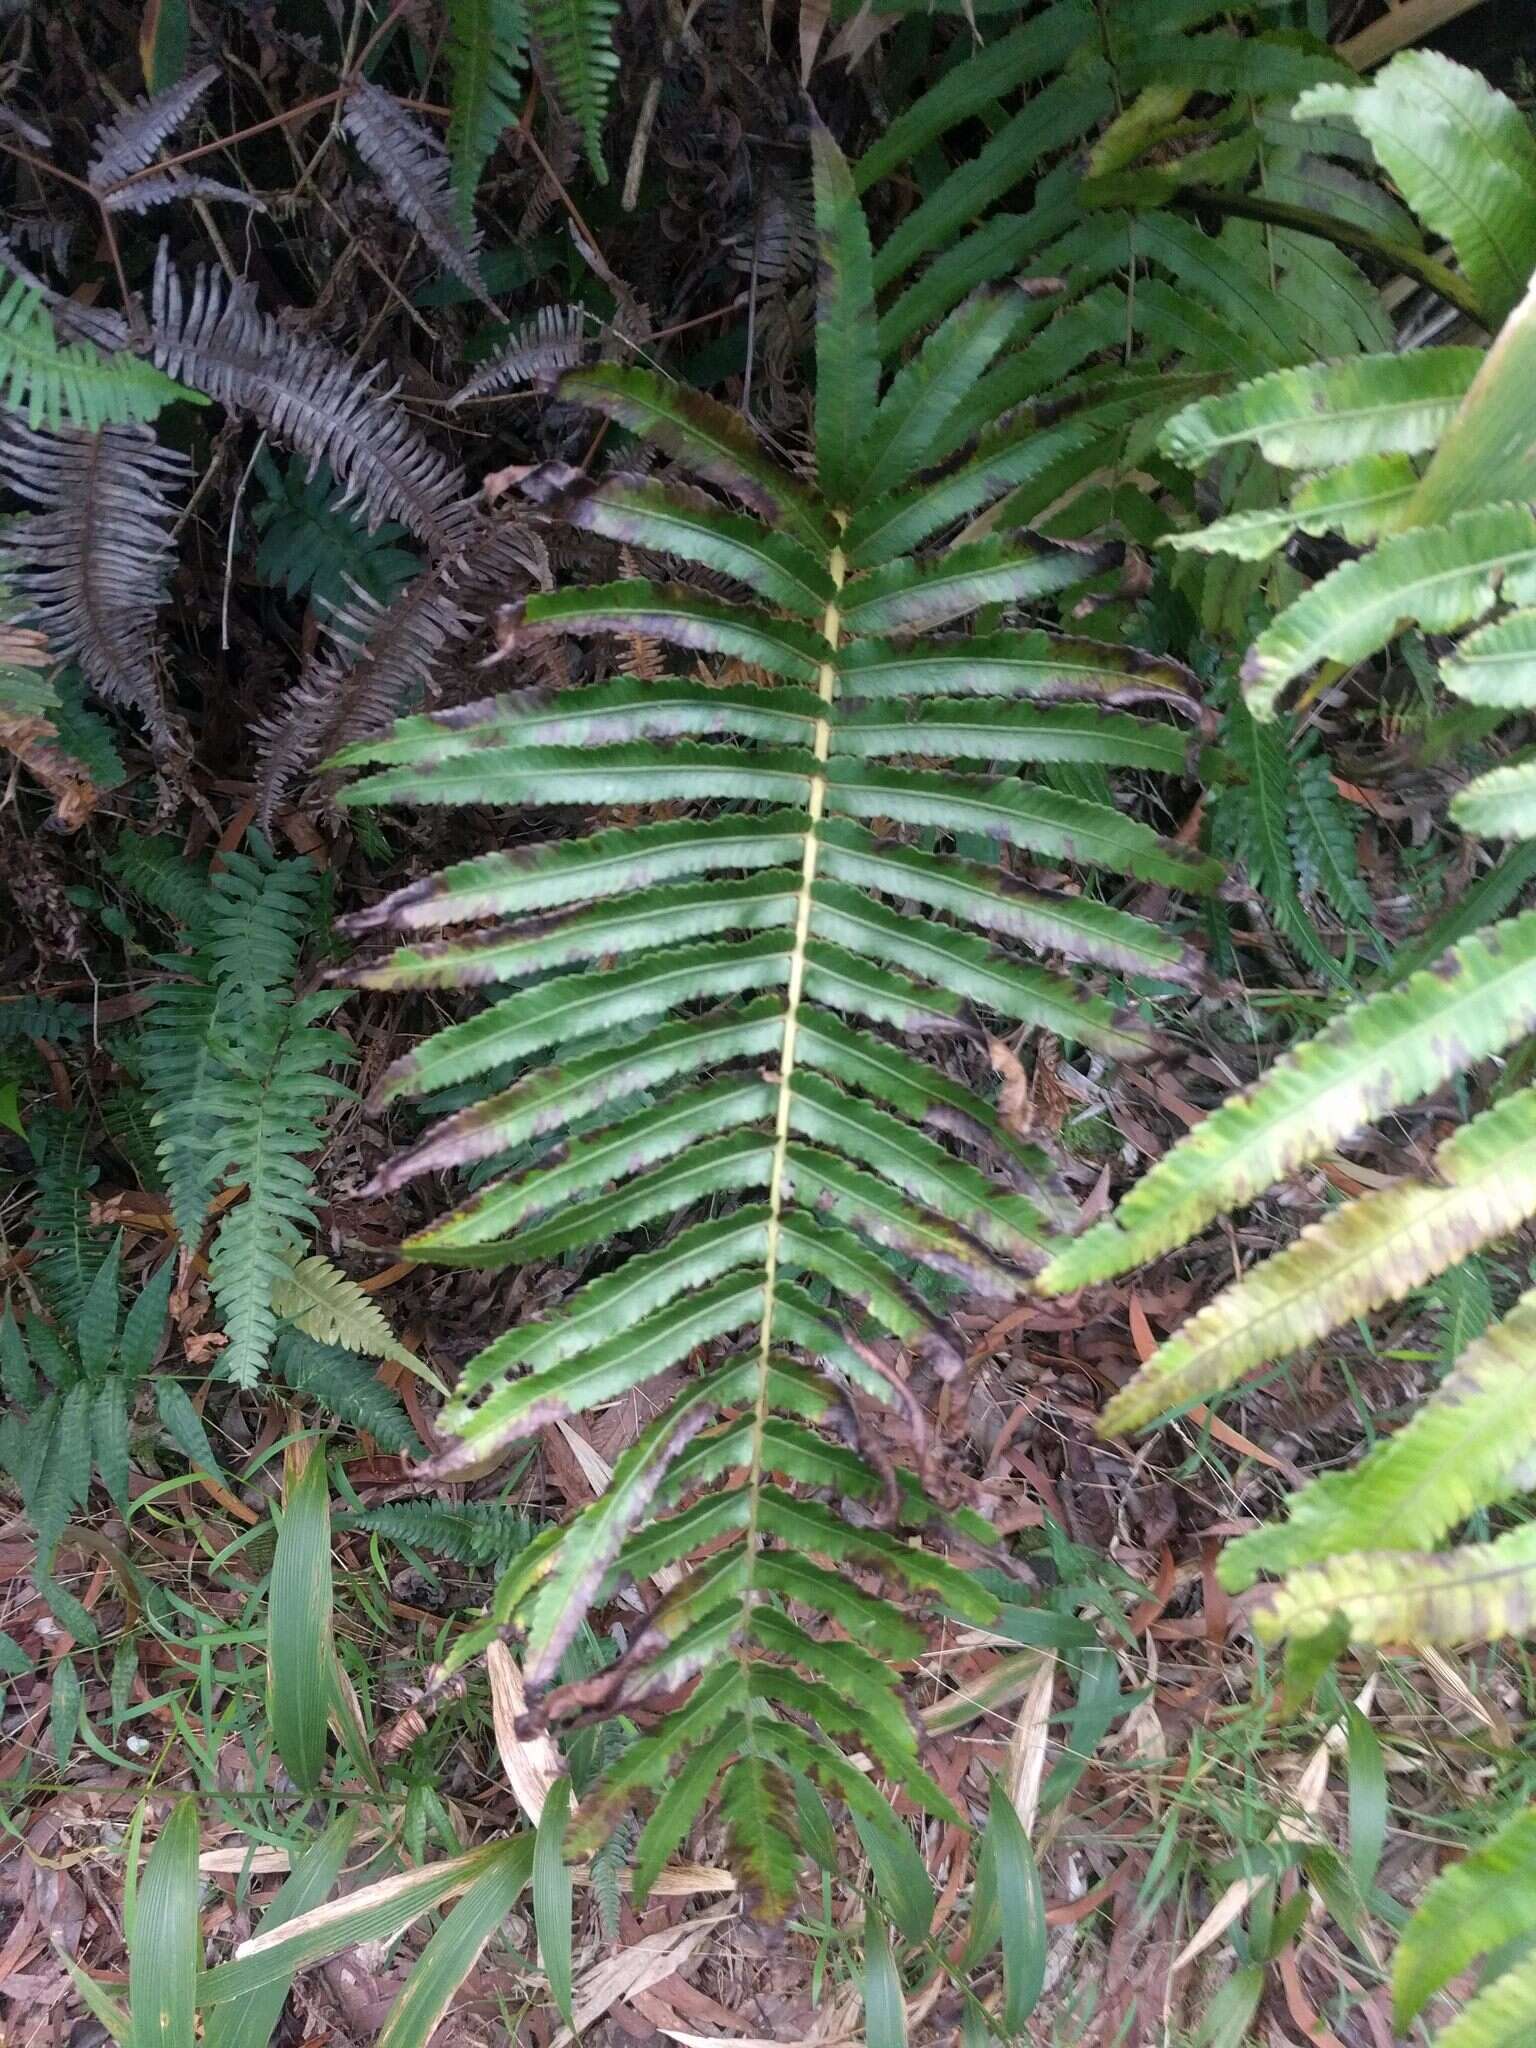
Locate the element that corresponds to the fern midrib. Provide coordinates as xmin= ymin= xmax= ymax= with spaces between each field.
xmin=740 ymin=533 xmax=846 ymax=1632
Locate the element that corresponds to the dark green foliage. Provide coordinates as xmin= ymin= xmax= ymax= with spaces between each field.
xmin=135 ymin=837 xmax=351 ymax=1388
xmin=352 ymin=1497 xmax=533 ymax=1566
xmin=249 ymin=452 xmax=421 ymax=620
xmin=0 ymin=1237 xmax=175 ymax=1553
xmin=271 ymin=1329 xmax=419 ymax=1458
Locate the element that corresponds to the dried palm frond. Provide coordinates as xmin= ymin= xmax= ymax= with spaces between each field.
xmin=253 ymin=522 xmax=545 ymax=821
xmin=88 ymin=64 xmax=220 ymax=191
xmin=148 ymin=246 xmax=476 ymax=556
xmin=0 ymin=419 xmax=189 ymax=744
xmin=341 ymin=79 xmax=488 ymax=301
xmin=448 ymin=303 xmax=587 ymax=407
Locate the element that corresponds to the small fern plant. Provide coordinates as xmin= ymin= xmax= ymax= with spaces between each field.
xmin=1040 ymin=54 xmax=1536 ymax=1657
xmin=131 ymin=835 xmax=416 ymax=1391
xmin=334 ymin=122 xmax=1219 ymax=1909
xmin=0 ymin=1232 xmax=215 ymax=1564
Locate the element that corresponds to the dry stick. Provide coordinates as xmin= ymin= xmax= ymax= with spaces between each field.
xmin=103 ymin=92 xmax=344 ymax=192
xmin=514 ymin=123 xmax=625 ymax=297
xmin=0 ymin=139 xmax=133 ymax=312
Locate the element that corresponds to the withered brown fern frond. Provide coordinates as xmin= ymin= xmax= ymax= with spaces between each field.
xmin=254 ymin=522 xmax=549 ymax=822
xmin=341 ymin=79 xmax=489 ymax=302
xmin=147 ymin=247 xmax=477 ymax=558
xmin=88 ymin=65 xmax=220 ymax=191
xmin=0 ymin=418 xmax=189 ymax=744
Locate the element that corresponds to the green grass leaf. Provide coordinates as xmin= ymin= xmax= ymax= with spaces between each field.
xmin=129 ymin=1797 xmax=199 ymax=2048
xmin=268 ymin=1441 xmax=334 ymax=1792
xmin=533 ymin=1775 xmax=574 ymax=2028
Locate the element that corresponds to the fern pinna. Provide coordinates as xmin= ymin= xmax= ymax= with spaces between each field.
xmin=1041 ymin=55 xmax=1536 ymax=1665
xmin=335 ymin=125 xmax=1218 ymax=1909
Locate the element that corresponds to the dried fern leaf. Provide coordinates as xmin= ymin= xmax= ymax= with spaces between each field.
xmin=255 ymin=523 xmax=534 ymax=821
xmin=87 ymin=64 xmax=220 ymax=191
xmin=0 ymin=419 xmax=189 ymax=743
xmin=341 ymin=79 xmax=489 ymax=301
xmin=147 ymin=247 xmax=475 ymax=556
xmin=448 ymin=305 xmax=586 ymax=406
xmin=103 ymin=172 xmax=266 ymax=216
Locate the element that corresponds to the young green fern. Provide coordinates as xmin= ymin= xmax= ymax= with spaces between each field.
xmin=1040 ymin=52 xmax=1536 ymax=1665
xmin=336 ymin=122 xmax=1219 ymax=1910
xmin=138 ymin=839 xmax=351 ymax=1389
xmin=1 ymin=1233 xmax=176 ymax=1557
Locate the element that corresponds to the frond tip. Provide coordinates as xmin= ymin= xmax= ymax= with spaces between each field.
xmin=341 ymin=79 xmax=489 ymax=300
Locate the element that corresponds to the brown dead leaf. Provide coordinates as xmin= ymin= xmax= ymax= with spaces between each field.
xmin=486 ymin=1639 xmax=562 ymax=1824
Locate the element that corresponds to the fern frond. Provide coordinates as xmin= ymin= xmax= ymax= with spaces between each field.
xmin=1229 ymin=1283 xmax=1536 ymax=1586
xmin=353 ymin=1499 xmax=533 ymax=1565
xmin=86 ymin=65 xmax=219 ymax=190
xmin=0 ymin=274 xmax=193 ymax=432
xmin=448 ymin=305 xmax=586 ymax=407
xmin=1243 ymin=503 xmax=1536 ymax=718
xmin=271 ymin=1252 xmax=415 ymax=1370
xmin=339 ymin=121 xmax=1221 ymax=1907
xmin=26 ymin=1109 xmax=106 ymax=1324
xmin=445 ymin=0 xmax=528 ymax=224
xmin=1433 ymin=1948 xmax=1536 ymax=2048
xmin=269 ymin=1329 xmax=418 ymax=1454
xmin=254 ymin=524 xmax=525 ymax=823
xmin=1295 ymin=52 xmax=1536 ymax=327
xmin=205 ymin=988 xmax=350 ymax=1390
xmin=0 ymin=418 xmax=189 ymax=743
xmin=147 ymin=248 xmax=475 ymax=556
xmin=1254 ymin=1521 xmax=1536 ymax=1651
xmin=527 ymin=0 xmax=619 ymax=179
xmin=1159 ymin=350 xmax=1481 ymax=470
xmin=249 ymin=451 xmax=421 ymax=616
xmin=1044 ymin=909 xmax=1536 ymax=1294
xmin=137 ymin=842 xmax=354 ymax=1387
xmin=103 ymin=833 xmax=213 ymax=934
xmin=1099 ymin=1085 xmax=1536 ymax=1437
xmin=341 ymin=80 xmax=489 ymax=300
xmin=1288 ymin=749 xmax=1373 ymax=924
xmin=101 ymin=171 xmax=266 ymax=217
xmin=1395 ymin=1808 xmax=1536 ymax=2028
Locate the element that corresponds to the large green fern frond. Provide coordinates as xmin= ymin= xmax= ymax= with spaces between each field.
xmin=445 ymin=0 xmax=528 ymax=224
xmin=336 ymin=120 xmax=1220 ymax=1909
xmin=1039 ymin=46 xmax=1536 ymax=1691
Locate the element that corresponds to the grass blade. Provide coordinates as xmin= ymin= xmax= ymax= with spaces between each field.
xmin=204 ymin=1813 xmax=358 ymax=2048
xmin=860 ymin=1907 xmax=906 ymax=2048
xmin=268 ymin=1438 xmax=333 ymax=1792
xmin=984 ymin=1774 xmax=1046 ymax=2033
xmin=375 ymin=1843 xmax=534 ymax=2047
xmin=534 ymin=1774 xmax=575 ymax=2028
xmin=129 ymin=1796 xmax=199 ymax=2048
